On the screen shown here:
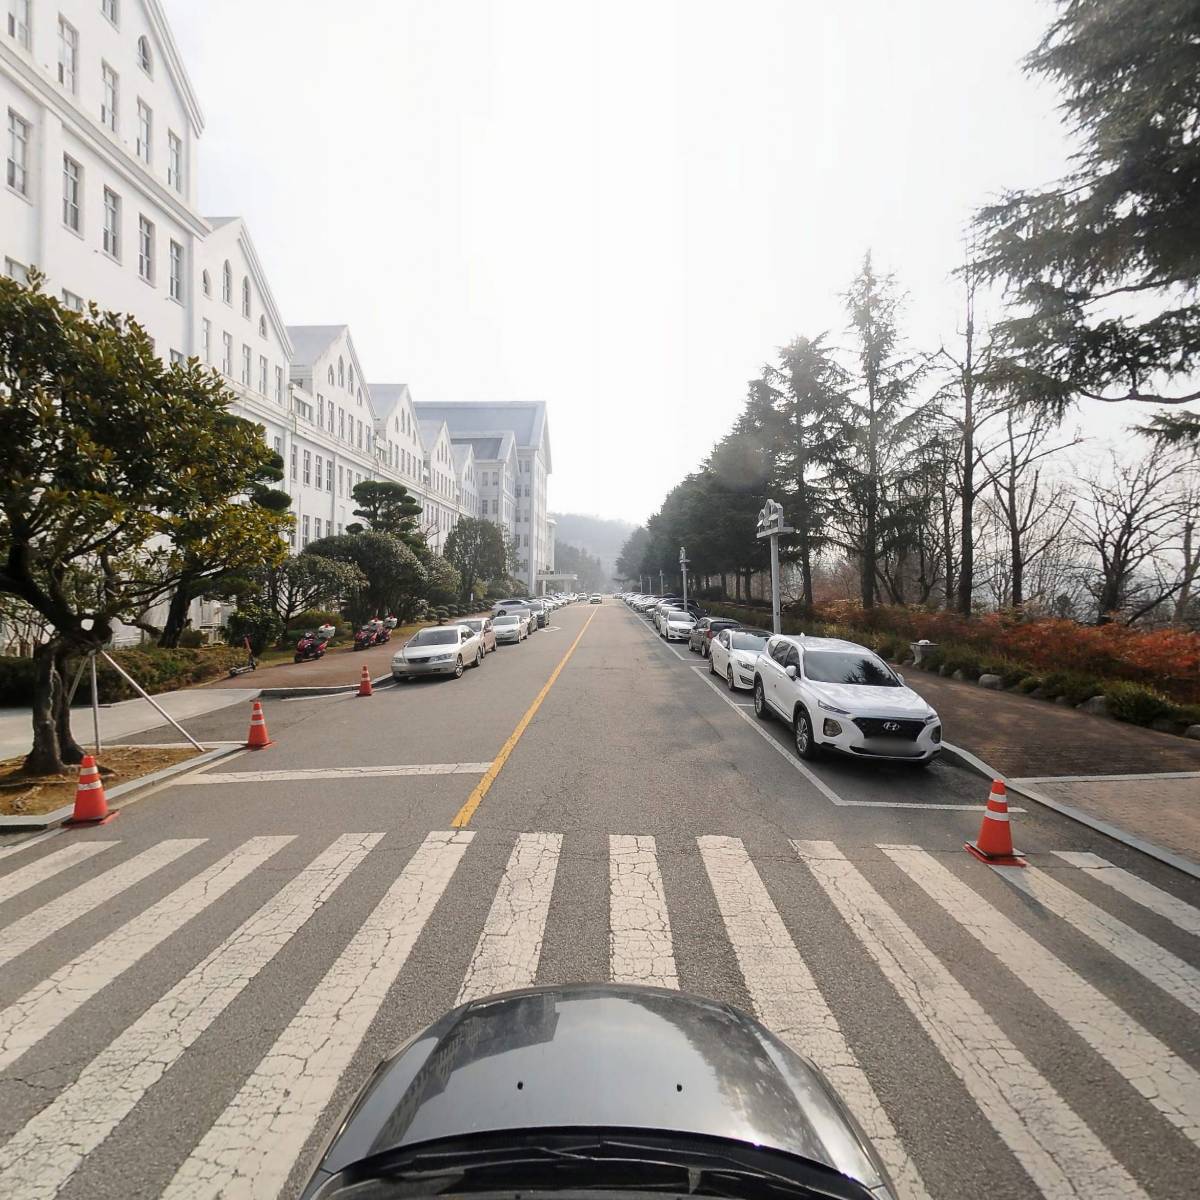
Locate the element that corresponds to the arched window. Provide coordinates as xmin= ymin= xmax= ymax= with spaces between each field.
xmin=327 ymin=366 xmax=334 ymax=385
xmin=241 ymin=276 xmax=250 ymax=318
xmin=348 ymin=365 xmax=354 ymax=390
xmin=137 ymin=36 xmax=152 ymax=76
xmin=258 ymin=315 xmax=267 ymax=339
xmin=337 ymin=357 xmax=344 ymax=387
xmin=357 ymin=388 xmax=362 ymax=405
xmin=221 ymin=261 xmax=232 ymax=303
xmin=201 ymin=269 xmax=211 ymax=297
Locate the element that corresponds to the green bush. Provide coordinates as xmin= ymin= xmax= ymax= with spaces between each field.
xmin=940 ymin=647 xmax=982 ymax=680
xmin=225 ymin=603 xmax=283 ymax=655
xmin=287 ymin=609 xmax=339 ymax=631
xmin=1014 ymin=675 xmax=1043 ymax=694
xmin=979 ymin=658 xmax=1030 ymax=688
xmin=1041 ymin=669 xmax=1104 ymax=706
xmin=1167 ymin=702 xmax=1200 ymax=727
xmin=0 ymin=656 xmax=38 ymax=705
xmin=177 ymin=629 xmax=205 ymax=648
xmin=1104 ymin=682 xmax=1171 ymax=726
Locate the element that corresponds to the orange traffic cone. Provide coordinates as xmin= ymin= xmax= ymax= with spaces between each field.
xmin=357 ymin=665 xmax=373 ymax=697
xmin=965 ymin=780 xmax=1025 ymax=866
xmin=245 ymin=699 xmax=272 ymax=749
xmin=65 ymin=755 xmax=116 ymax=826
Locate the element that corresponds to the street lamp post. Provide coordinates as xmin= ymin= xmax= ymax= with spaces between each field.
xmin=679 ymin=546 xmax=690 ymax=610
xmin=756 ymin=499 xmax=794 ymax=635
xmin=659 ymin=568 xmax=665 ymax=594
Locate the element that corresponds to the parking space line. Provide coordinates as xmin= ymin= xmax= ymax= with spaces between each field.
xmin=626 ymin=610 xmax=1019 ymax=812
xmin=452 ymin=609 xmax=598 ymax=827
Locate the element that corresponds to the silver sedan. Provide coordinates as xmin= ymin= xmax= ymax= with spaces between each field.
xmin=392 ymin=625 xmax=484 ymax=681
xmin=458 ymin=616 xmax=498 ymax=653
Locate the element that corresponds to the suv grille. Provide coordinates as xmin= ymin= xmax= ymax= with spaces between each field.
xmin=852 ymin=717 xmax=923 ymax=741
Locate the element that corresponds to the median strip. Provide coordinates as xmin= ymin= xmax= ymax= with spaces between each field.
xmin=452 ymin=608 xmax=598 ymax=827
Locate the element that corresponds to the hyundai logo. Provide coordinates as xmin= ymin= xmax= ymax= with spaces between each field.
xmin=883 ymin=721 xmax=901 ymax=732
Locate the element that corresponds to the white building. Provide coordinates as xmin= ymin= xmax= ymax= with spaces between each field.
xmin=2 ymin=0 xmax=553 ymax=616
xmin=2 ymin=0 xmax=204 ymax=358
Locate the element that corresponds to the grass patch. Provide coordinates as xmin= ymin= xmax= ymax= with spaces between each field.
xmin=0 ymin=745 xmax=200 ymax=816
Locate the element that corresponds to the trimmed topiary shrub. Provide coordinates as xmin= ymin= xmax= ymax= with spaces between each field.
xmin=1014 ymin=675 xmax=1042 ymax=694
xmin=979 ymin=658 xmax=1030 ymax=689
xmin=1104 ymin=681 xmax=1171 ymax=727
xmin=1041 ymin=670 xmax=1104 ymax=706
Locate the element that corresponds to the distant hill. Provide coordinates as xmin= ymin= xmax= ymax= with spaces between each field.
xmin=549 ymin=513 xmax=636 ymax=579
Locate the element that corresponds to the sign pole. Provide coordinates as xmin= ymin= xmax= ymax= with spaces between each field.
xmin=679 ymin=546 xmax=689 ymax=611
xmin=756 ymin=499 xmax=793 ymax=637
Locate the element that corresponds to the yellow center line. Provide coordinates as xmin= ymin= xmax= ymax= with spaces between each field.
xmin=452 ymin=607 xmax=599 ymax=828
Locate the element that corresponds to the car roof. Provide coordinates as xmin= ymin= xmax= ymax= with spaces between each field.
xmin=769 ymin=634 xmax=872 ymax=653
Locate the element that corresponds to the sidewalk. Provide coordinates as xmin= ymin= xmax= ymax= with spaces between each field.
xmin=205 ymin=639 xmax=400 ymax=690
xmin=906 ymin=669 xmax=1200 ymax=870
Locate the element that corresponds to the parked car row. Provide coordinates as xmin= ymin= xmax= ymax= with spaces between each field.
xmin=617 ymin=592 xmax=942 ymax=767
xmin=390 ymin=594 xmax=584 ymax=683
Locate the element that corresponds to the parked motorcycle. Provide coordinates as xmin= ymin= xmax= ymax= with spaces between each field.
xmin=353 ymin=623 xmax=386 ymax=650
xmin=293 ymin=630 xmax=329 ymax=663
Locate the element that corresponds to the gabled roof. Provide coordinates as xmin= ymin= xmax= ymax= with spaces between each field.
xmin=286 ymin=325 xmax=348 ymax=368
xmin=450 ymin=432 xmax=516 ymax=463
xmin=369 ymin=383 xmax=413 ymax=423
xmin=451 ymin=443 xmax=475 ymax=477
xmin=418 ymin=419 xmax=451 ymax=450
xmin=412 ymin=402 xmax=548 ymax=458
xmin=145 ymin=0 xmax=205 ymax=136
xmin=203 ymin=216 xmax=293 ymax=358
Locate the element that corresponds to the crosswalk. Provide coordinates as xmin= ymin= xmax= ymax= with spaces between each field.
xmin=1 ymin=829 xmax=1197 ymax=1200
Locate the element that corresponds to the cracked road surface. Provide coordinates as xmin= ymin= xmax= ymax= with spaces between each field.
xmin=0 ymin=601 xmax=1198 ymax=1199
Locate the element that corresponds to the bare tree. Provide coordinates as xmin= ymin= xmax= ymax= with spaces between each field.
xmin=1171 ymin=454 xmax=1200 ymax=627
xmin=1071 ymin=448 xmax=1185 ymax=624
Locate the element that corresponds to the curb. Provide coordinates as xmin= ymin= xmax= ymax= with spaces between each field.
xmin=941 ymin=741 xmax=1200 ymax=881
xmin=0 ymin=744 xmax=242 ymax=832
xmin=259 ymin=672 xmax=393 ymax=700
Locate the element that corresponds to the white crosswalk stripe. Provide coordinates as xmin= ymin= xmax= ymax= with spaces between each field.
xmin=457 ymin=831 xmax=561 ymax=1004
xmin=609 ymin=834 xmax=678 ymax=988
xmin=0 ymin=840 xmax=115 ymax=906
xmin=162 ymin=830 xmax=473 ymax=1200
xmin=0 ymin=833 xmax=379 ymax=1200
xmin=1 ymin=830 xmax=1197 ymax=1200
xmin=0 ymin=836 xmax=293 ymax=1074
xmin=1052 ymin=851 xmax=1200 ymax=936
xmin=884 ymin=844 xmax=1200 ymax=1148
xmin=797 ymin=841 xmax=1146 ymax=1200
xmin=698 ymin=835 xmax=930 ymax=1200
xmin=996 ymin=863 xmax=1200 ymax=1016
xmin=0 ymin=839 xmax=204 ymax=970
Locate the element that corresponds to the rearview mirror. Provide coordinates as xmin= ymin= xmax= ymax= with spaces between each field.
xmin=785 ymin=665 xmax=798 ymax=680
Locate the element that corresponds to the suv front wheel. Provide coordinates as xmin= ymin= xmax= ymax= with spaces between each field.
xmin=793 ymin=708 xmax=819 ymax=760
xmin=753 ymin=679 xmax=770 ymax=721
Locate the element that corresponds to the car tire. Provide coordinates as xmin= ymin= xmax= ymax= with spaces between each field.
xmin=727 ymin=666 xmax=736 ymax=691
xmin=708 ymin=653 xmax=716 ymax=675
xmin=454 ymin=656 xmax=464 ymax=679
xmin=753 ymin=679 xmax=770 ymax=720
xmin=475 ymin=648 xmax=484 ymax=668
xmin=793 ymin=709 xmax=819 ymax=760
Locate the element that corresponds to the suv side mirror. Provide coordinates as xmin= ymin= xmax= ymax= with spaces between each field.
xmin=896 ymin=671 xmax=905 ymax=684
xmin=785 ymin=665 xmax=798 ymax=680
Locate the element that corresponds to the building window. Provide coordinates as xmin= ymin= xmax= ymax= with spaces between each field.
xmin=136 ymin=101 xmax=152 ymax=164
xmin=241 ymin=344 xmax=251 ymax=385
xmin=327 ymin=366 xmax=334 ymax=385
xmin=62 ymin=155 xmax=81 ymax=230
xmin=169 ymin=240 xmax=183 ymax=301
xmin=302 ymin=450 xmax=311 ymax=486
xmin=258 ymin=315 xmax=266 ymax=339
xmin=255 ymin=354 xmax=266 ymax=393
xmin=101 ymin=64 xmax=119 ymax=132
xmin=241 ymin=276 xmax=250 ymax=318
xmin=302 ymin=515 xmax=310 ymax=546
xmin=272 ymin=435 xmax=282 ymax=456
xmin=201 ymin=269 xmax=211 ymax=296
xmin=275 ymin=365 xmax=283 ymax=403
xmin=327 ymin=463 xmax=333 ymax=492
xmin=137 ymin=35 xmax=152 ymax=76
xmin=58 ymin=17 xmax=78 ymax=92
xmin=102 ymin=187 xmax=121 ymax=257
xmin=167 ymin=131 xmax=182 ymax=192
xmin=222 ymin=260 xmax=232 ymax=303
xmin=348 ymin=365 xmax=355 ymax=390
xmin=7 ymin=0 xmax=30 ymax=48
xmin=338 ymin=408 xmax=345 ymax=439
xmin=202 ymin=318 xmax=211 ymax=363
xmin=338 ymin=357 xmax=344 ymax=387
xmin=101 ymin=0 xmax=118 ymax=27
xmin=290 ymin=444 xmax=297 ymax=480
xmin=61 ymin=289 xmax=83 ymax=312
xmin=137 ymin=215 xmax=154 ymax=282
xmin=221 ymin=331 xmax=233 ymax=376
xmin=169 ymin=349 xmax=185 ymax=366
xmin=4 ymin=257 xmax=27 ymax=281
xmin=357 ymin=420 xmax=363 ymax=449
xmin=6 ymin=109 xmax=29 ymax=195
xmin=315 ymin=455 xmax=323 ymax=490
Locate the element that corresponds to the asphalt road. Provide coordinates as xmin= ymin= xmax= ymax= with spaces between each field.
xmin=1 ymin=600 xmax=1199 ymax=1200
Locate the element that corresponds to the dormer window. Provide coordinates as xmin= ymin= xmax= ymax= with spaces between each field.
xmin=137 ymin=36 xmax=152 ymax=76
xmin=258 ymin=315 xmax=267 ymax=338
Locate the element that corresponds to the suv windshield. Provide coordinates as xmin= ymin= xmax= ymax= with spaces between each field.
xmin=409 ymin=629 xmax=460 ymax=646
xmin=803 ymin=651 xmax=898 ymax=687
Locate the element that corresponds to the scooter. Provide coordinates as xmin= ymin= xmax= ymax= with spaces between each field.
xmin=353 ymin=625 xmax=384 ymax=651
xmin=294 ymin=630 xmax=329 ymax=663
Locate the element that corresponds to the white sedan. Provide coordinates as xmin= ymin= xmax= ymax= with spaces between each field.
xmin=392 ymin=624 xmax=484 ymax=681
xmin=708 ymin=626 xmax=772 ymax=691
xmin=658 ymin=608 xmax=696 ymax=641
xmin=751 ymin=635 xmax=942 ymax=765
xmin=493 ymin=612 xmax=529 ymax=644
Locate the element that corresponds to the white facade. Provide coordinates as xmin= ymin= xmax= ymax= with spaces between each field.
xmin=2 ymin=0 xmax=552 ymax=609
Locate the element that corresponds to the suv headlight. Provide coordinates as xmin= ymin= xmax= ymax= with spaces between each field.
xmin=818 ymin=700 xmax=851 ymax=716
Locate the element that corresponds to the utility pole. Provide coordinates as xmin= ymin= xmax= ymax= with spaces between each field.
xmin=679 ymin=546 xmax=690 ymax=609
xmin=659 ymin=569 xmax=665 ymax=594
xmin=756 ymin=499 xmax=793 ymax=635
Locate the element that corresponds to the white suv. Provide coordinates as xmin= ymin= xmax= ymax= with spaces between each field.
xmin=752 ymin=635 xmax=941 ymax=766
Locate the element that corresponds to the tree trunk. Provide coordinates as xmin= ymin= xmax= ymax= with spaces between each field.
xmin=941 ymin=489 xmax=954 ymax=609
xmin=54 ymin=644 xmax=87 ymax=766
xmin=24 ymin=641 xmax=65 ymax=776
xmin=157 ymin=580 xmax=194 ymax=648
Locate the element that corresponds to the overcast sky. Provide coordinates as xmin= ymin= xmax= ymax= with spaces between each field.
xmin=165 ymin=0 xmax=1165 ymax=525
